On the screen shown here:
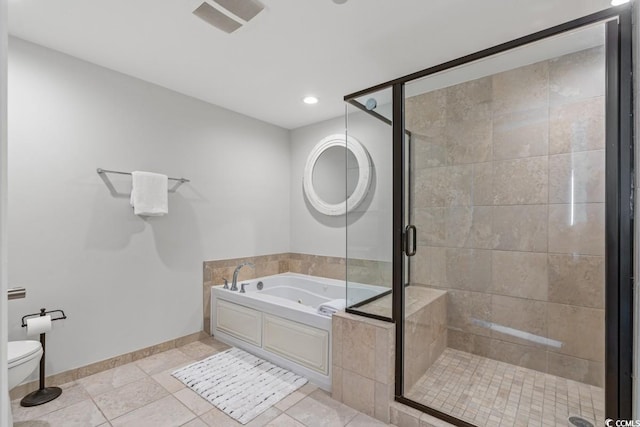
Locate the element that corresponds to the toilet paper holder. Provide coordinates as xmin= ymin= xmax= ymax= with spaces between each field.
xmin=21 ymin=308 xmax=67 ymax=327
xmin=19 ymin=307 xmax=67 ymax=407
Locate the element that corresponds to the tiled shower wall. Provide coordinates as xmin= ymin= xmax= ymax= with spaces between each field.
xmin=203 ymin=253 xmax=391 ymax=333
xmin=407 ymin=46 xmax=605 ymax=386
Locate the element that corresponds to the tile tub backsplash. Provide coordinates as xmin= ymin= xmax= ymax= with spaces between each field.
xmin=407 ymin=45 xmax=605 ymax=387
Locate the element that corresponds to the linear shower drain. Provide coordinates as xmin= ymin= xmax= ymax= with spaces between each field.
xmin=568 ymin=416 xmax=594 ymax=427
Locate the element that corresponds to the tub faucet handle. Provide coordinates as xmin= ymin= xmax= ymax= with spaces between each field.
xmin=240 ymin=283 xmax=250 ymax=293
xmin=223 ymin=278 xmax=229 ymax=290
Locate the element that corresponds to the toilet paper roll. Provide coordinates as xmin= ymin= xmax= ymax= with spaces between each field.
xmin=26 ymin=315 xmax=52 ymax=336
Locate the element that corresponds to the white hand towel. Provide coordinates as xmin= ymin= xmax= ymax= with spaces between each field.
xmin=130 ymin=171 xmax=168 ymax=216
xmin=317 ymin=299 xmax=347 ymax=317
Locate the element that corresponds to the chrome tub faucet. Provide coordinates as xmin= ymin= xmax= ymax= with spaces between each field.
xmin=231 ymin=262 xmax=255 ymax=291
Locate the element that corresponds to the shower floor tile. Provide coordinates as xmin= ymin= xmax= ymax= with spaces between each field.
xmin=406 ymin=348 xmax=604 ymax=427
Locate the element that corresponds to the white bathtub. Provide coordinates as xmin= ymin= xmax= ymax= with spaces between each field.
xmin=210 ymin=273 xmax=387 ymax=390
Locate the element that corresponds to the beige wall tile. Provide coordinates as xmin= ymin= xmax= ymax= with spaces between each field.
xmin=444 ymin=206 xmax=494 ymax=249
xmin=332 ymin=365 xmax=343 ymax=402
xmin=447 ymin=330 xmax=491 ymax=357
xmin=404 ymin=302 xmax=441 ymax=390
xmin=412 ymin=133 xmax=447 ymax=169
xmin=548 ymin=254 xmax=604 ymax=309
xmin=492 ymin=157 xmax=548 ymax=205
xmin=375 ymin=326 xmax=392 ymax=384
xmin=493 ymin=205 xmax=547 ymax=252
xmin=445 ymin=248 xmax=492 ymax=292
xmin=429 ymin=327 xmax=447 ymax=369
xmin=548 ymin=303 xmax=604 ymax=362
xmin=391 ymin=402 xmax=422 ymax=427
xmin=405 ymin=89 xmax=447 ymax=136
xmin=374 ymin=382 xmax=393 ymax=423
xmin=203 ymin=284 xmax=212 ymax=334
xmin=549 ymin=150 xmax=604 ymax=203
xmin=548 ymin=203 xmax=604 ymax=255
xmin=490 ymin=295 xmax=547 ymax=348
xmin=549 ymin=97 xmax=605 ymax=154
xmin=487 ymin=339 xmax=547 ymax=373
xmin=413 ymin=165 xmax=473 ymax=208
xmin=445 ymin=76 xmax=492 ymax=122
xmin=491 ymin=251 xmax=547 ymax=301
xmin=411 ymin=246 xmax=446 ymax=287
xmin=445 ymin=118 xmax=493 ymax=165
xmin=341 ymin=369 xmax=375 ymax=417
xmin=549 ymin=46 xmax=605 ymax=106
xmin=547 ymin=352 xmax=604 ymax=387
xmin=414 ymin=207 xmax=445 ymax=246
xmin=332 ymin=315 xmax=343 ymax=367
xmin=255 ymin=260 xmax=282 ymax=277
xmin=493 ymin=107 xmax=549 ymax=160
xmin=493 ymin=61 xmax=548 ymax=115
xmin=405 ymin=46 xmax=605 ymax=382
xmin=472 ymin=162 xmax=493 ymax=206
xmin=413 ymin=167 xmax=447 ymax=208
xmin=341 ymin=317 xmax=376 ymax=380
xmin=444 ymin=165 xmax=473 ymax=206
xmin=447 ymin=290 xmax=491 ymax=337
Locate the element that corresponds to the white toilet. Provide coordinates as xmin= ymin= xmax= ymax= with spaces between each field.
xmin=7 ymin=340 xmax=43 ymax=425
xmin=8 ymin=340 xmax=43 ymax=390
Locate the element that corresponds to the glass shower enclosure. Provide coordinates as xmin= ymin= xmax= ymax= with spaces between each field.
xmin=343 ymin=6 xmax=633 ymax=427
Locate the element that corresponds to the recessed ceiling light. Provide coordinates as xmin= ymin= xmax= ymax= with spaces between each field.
xmin=611 ymin=0 xmax=629 ymax=5
xmin=333 ymin=0 xmax=348 ymax=4
xmin=303 ymin=96 xmax=319 ymax=105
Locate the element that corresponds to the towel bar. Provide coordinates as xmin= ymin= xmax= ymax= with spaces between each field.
xmin=97 ymin=168 xmax=190 ymax=183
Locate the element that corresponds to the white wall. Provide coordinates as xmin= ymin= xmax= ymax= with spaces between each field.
xmin=289 ymin=107 xmax=392 ymax=262
xmin=6 ymin=37 xmax=291 ymax=376
xmin=1 ymin=0 xmax=9 ymax=425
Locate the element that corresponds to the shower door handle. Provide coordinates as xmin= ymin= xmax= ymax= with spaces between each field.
xmin=404 ymin=225 xmax=417 ymax=256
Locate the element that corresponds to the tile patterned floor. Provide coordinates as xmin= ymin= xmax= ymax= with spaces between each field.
xmin=406 ymin=348 xmax=604 ymax=427
xmin=11 ymin=338 xmax=390 ymax=427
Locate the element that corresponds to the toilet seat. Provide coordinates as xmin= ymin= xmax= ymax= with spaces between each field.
xmin=8 ymin=340 xmax=42 ymax=368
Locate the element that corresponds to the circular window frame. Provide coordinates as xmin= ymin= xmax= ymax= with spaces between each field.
xmin=303 ymin=134 xmax=372 ymax=216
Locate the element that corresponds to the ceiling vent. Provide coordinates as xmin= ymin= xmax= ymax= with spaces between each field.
xmin=211 ymin=0 xmax=264 ymax=22
xmin=193 ymin=0 xmax=265 ymax=33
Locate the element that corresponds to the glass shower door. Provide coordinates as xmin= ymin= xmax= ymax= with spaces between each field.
xmin=400 ymin=22 xmax=611 ymax=427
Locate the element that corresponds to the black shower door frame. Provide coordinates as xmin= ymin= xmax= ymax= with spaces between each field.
xmin=344 ymin=4 xmax=634 ymax=426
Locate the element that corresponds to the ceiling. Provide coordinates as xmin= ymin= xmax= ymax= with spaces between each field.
xmin=8 ymin=0 xmax=613 ymax=129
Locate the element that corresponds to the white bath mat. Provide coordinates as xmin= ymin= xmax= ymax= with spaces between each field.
xmin=172 ymin=347 xmax=308 ymax=424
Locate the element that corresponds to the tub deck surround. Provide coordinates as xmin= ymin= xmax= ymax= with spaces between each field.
xmin=202 ymin=252 xmax=392 ymax=334
xmin=210 ymin=273 xmax=388 ymax=391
